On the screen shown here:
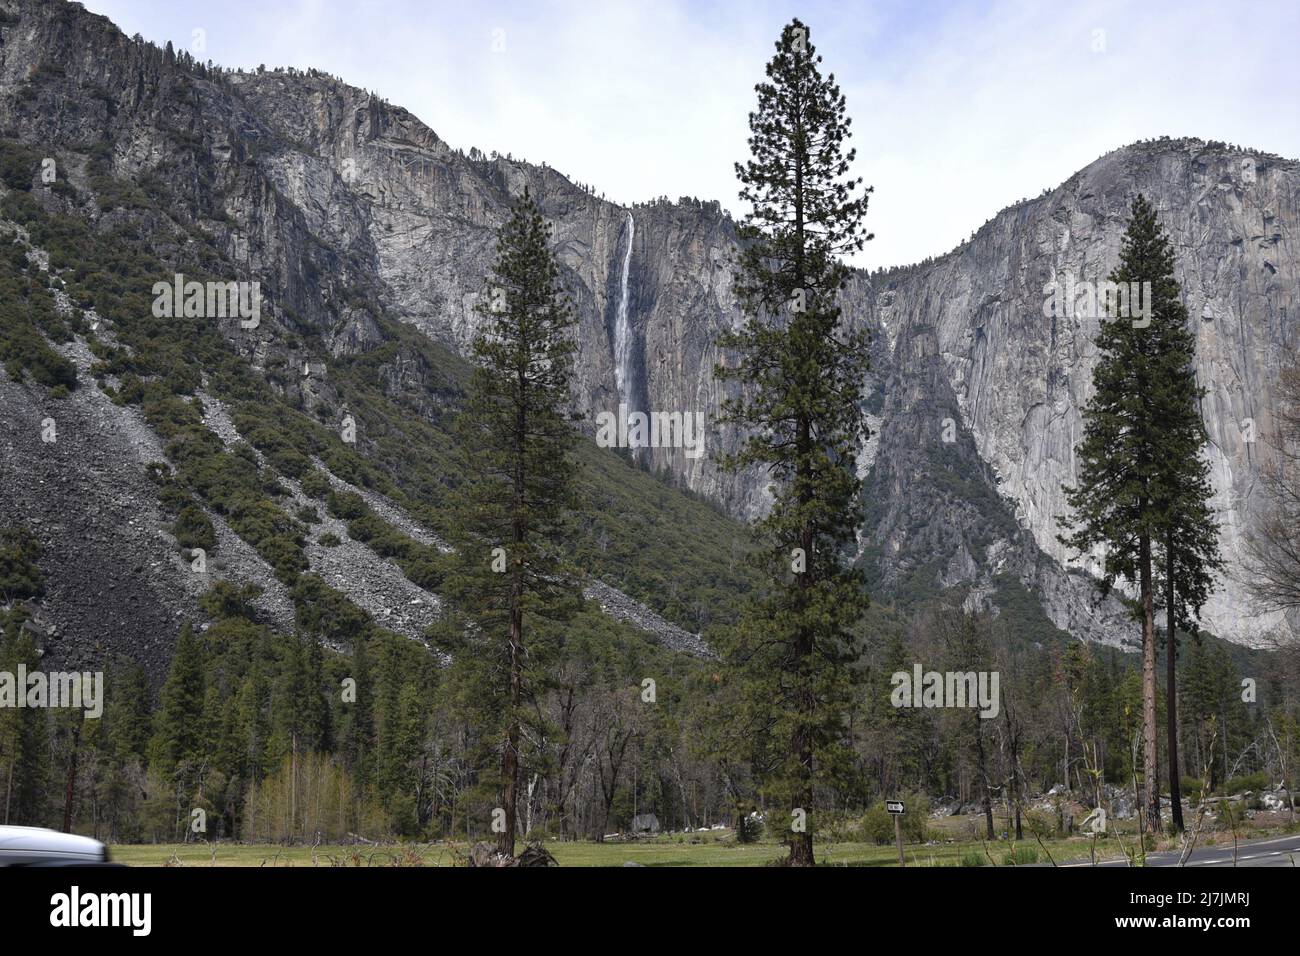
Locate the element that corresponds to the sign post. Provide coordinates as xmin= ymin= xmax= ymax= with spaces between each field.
xmin=886 ymin=800 xmax=905 ymax=867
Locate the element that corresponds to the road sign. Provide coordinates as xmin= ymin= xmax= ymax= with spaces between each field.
xmin=886 ymin=801 xmax=907 ymax=866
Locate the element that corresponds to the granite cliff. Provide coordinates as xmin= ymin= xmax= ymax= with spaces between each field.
xmin=1 ymin=0 xmax=1295 ymax=654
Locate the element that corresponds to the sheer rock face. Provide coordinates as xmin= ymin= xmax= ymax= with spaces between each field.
xmin=859 ymin=141 xmax=1299 ymax=646
xmin=214 ymin=64 xmax=761 ymax=514
xmin=1 ymin=0 xmax=1295 ymax=647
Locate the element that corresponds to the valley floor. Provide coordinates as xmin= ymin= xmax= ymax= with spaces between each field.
xmin=108 ymin=824 xmax=1298 ymax=868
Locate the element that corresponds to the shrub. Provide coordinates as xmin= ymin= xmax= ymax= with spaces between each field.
xmin=327 ymin=489 xmax=368 ymax=521
xmin=200 ymin=581 xmax=263 ymax=621
xmin=1023 ymin=809 xmax=1056 ymax=837
xmin=172 ymin=503 xmax=216 ymax=552
xmin=299 ymin=468 xmax=332 ymax=500
xmin=1222 ymin=772 xmax=1268 ymax=796
xmin=0 ymin=267 xmax=79 ymax=389
xmin=1215 ymin=799 xmax=1247 ymax=829
xmin=224 ymin=497 xmax=306 ymax=580
xmin=114 ymin=373 xmax=147 ymax=405
xmin=861 ymin=796 xmax=928 ymax=845
xmin=861 ymin=804 xmax=892 ymax=844
xmin=400 ymin=553 xmax=445 ymax=591
xmin=347 ymin=514 xmax=415 ymax=560
xmin=291 ymin=575 xmax=371 ymax=642
xmin=0 ymin=526 xmax=44 ymax=601
xmin=1001 ymin=845 xmax=1037 ymax=866
xmin=0 ymin=143 xmax=37 ymax=191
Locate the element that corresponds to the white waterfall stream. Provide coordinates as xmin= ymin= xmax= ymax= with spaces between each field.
xmin=613 ymin=212 xmax=635 ymax=404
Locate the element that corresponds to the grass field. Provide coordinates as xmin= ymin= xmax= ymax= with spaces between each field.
xmin=108 ymin=832 xmax=1136 ymax=868
xmin=107 ymin=810 xmax=1296 ymax=867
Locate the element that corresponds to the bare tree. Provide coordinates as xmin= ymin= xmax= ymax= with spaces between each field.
xmin=1246 ymin=361 xmax=1300 ymax=614
xmin=544 ymin=661 xmax=596 ymax=840
xmin=591 ymin=687 xmax=640 ymax=841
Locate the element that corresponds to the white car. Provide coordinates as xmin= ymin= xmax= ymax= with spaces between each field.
xmin=0 ymin=826 xmax=114 ymax=866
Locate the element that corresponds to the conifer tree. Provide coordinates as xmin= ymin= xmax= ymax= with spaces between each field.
xmin=0 ymin=620 xmax=47 ymax=824
xmin=1061 ymin=195 xmax=1218 ymax=836
xmin=1144 ymin=219 xmax=1222 ymax=832
xmin=340 ymin=636 xmax=375 ymax=791
xmin=147 ymin=624 xmax=207 ymax=834
xmin=715 ymin=19 xmax=874 ymax=866
xmin=148 ymin=624 xmax=206 ymax=775
xmin=1156 ymin=454 xmax=1222 ymax=831
xmin=273 ymin=634 xmax=330 ymax=778
xmin=443 ymin=188 xmax=581 ymax=856
xmin=1179 ymin=637 xmax=1249 ymax=791
xmin=108 ymin=661 xmax=153 ymax=764
xmin=372 ymin=659 xmax=427 ymax=836
xmin=236 ymin=653 xmax=271 ymax=782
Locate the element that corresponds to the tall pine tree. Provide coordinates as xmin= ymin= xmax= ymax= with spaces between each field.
xmin=715 ymin=19 xmax=873 ymax=866
xmin=1061 ymin=195 xmax=1217 ymax=836
xmin=443 ymin=188 xmax=581 ymax=856
xmin=148 ymin=623 xmax=206 ymax=775
xmin=1155 ymin=442 xmax=1222 ymax=832
xmin=0 ymin=618 xmax=47 ymax=824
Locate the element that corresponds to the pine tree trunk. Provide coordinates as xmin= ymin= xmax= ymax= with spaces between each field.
xmin=499 ymin=510 xmax=525 ymax=857
xmin=976 ymin=720 xmax=995 ymax=840
xmin=62 ymin=730 xmax=78 ymax=833
xmin=788 ymin=416 xmax=816 ymax=868
xmin=1165 ymin=535 xmax=1184 ymax=831
xmin=789 ymin=611 xmax=815 ymax=863
xmin=1221 ymin=703 xmax=1229 ymax=789
xmin=789 ymin=655 xmax=815 ymax=865
xmin=1139 ymin=534 xmax=1162 ymax=836
xmin=498 ymin=354 xmax=530 ymax=859
xmin=1062 ymin=732 xmax=1069 ymax=797
xmin=785 ymin=88 xmax=816 ymax=870
xmin=291 ymin=732 xmax=297 ymax=842
xmin=1005 ymin=708 xmax=1023 ymax=841
xmin=553 ymin=688 xmax=575 ymax=841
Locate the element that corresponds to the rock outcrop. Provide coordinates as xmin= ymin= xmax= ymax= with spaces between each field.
xmin=857 ymin=141 xmax=1299 ymax=646
xmin=0 ymin=0 xmax=1295 ymax=648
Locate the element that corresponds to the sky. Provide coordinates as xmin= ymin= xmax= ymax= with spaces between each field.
xmin=81 ymin=0 xmax=1300 ymax=268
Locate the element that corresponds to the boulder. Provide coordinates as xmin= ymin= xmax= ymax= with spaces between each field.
xmin=1260 ymin=790 xmax=1291 ymax=812
xmin=515 ymin=843 xmax=558 ymax=867
xmin=467 ymin=842 xmax=510 ymax=868
xmin=467 ymin=841 xmax=558 ymax=867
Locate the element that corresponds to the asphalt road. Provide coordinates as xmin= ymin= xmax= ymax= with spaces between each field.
xmin=1059 ymin=832 xmax=1300 ymax=867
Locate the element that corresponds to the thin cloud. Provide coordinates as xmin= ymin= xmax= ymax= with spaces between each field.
xmin=84 ymin=0 xmax=1300 ymax=268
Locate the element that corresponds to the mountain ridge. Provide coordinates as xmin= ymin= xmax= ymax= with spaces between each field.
xmin=1 ymin=0 xmax=1295 ymax=656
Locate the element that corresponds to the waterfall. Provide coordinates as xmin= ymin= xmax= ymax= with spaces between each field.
xmin=613 ymin=212 xmax=635 ymax=404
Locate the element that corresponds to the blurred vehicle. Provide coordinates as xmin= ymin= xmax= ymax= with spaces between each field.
xmin=0 ymin=826 xmax=115 ymax=866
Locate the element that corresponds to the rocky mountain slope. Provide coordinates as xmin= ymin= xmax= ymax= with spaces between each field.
xmin=1 ymin=0 xmax=1295 ymax=656
xmin=859 ymin=142 xmax=1299 ymax=647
